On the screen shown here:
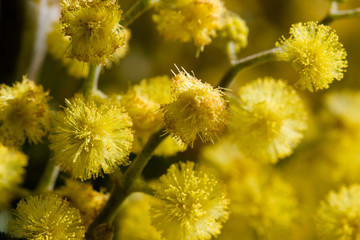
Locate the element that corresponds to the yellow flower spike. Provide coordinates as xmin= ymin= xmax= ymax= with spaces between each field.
xmin=0 ymin=144 xmax=27 ymax=209
xmin=49 ymin=94 xmax=133 ymax=181
xmin=60 ymin=0 xmax=127 ymax=64
xmin=153 ymin=0 xmax=225 ymax=49
xmin=0 ymin=77 xmax=51 ymax=146
xmin=229 ymin=77 xmax=307 ymax=163
xmin=56 ymin=179 xmax=110 ymax=228
xmin=8 ymin=194 xmax=85 ymax=240
xmin=150 ymin=161 xmax=230 ymax=240
xmin=276 ymin=21 xmax=347 ymax=92
xmin=316 ymin=185 xmax=360 ymax=240
xmin=161 ymin=69 xmax=229 ymax=147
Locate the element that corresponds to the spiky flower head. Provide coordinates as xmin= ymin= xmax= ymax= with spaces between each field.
xmin=161 ymin=69 xmax=229 ymax=147
xmin=229 ymin=77 xmax=307 ymax=163
xmin=276 ymin=21 xmax=347 ymax=92
xmin=121 ymin=75 xmax=172 ymax=135
xmin=0 ymin=77 xmax=51 ymax=146
xmin=8 ymin=194 xmax=85 ymax=240
xmin=56 ymin=179 xmax=109 ymax=227
xmin=150 ymin=161 xmax=230 ymax=240
xmin=0 ymin=144 xmax=27 ymax=209
xmin=49 ymin=94 xmax=133 ymax=180
xmin=60 ymin=0 xmax=127 ymax=64
xmin=316 ymin=185 xmax=360 ymax=240
xmin=153 ymin=0 xmax=225 ymax=49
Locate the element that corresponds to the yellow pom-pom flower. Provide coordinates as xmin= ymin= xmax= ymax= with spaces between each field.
xmin=276 ymin=21 xmax=347 ymax=92
xmin=49 ymin=94 xmax=133 ymax=180
xmin=161 ymin=69 xmax=229 ymax=147
xmin=0 ymin=77 xmax=51 ymax=146
xmin=316 ymin=185 xmax=360 ymax=240
xmin=153 ymin=0 xmax=225 ymax=49
xmin=56 ymin=179 xmax=109 ymax=228
xmin=8 ymin=194 xmax=85 ymax=240
xmin=229 ymin=77 xmax=307 ymax=163
xmin=0 ymin=144 xmax=27 ymax=209
xmin=150 ymin=161 xmax=230 ymax=240
xmin=216 ymin=11 xmax=248 ymax=57
xmin=60 ymin=0 xmax=127 ymax=64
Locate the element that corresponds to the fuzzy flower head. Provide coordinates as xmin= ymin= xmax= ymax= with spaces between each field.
xmin=216 ymin=11 xmax=248 ymax=57
xmin=60 ymin=0 xmax=127 ymax=64
xmin=229 ymin=77 xmax=307 ymax=163
xmin=56 ymin=179 xmax=109 ymax=227
xmin=276 ymin=21 xmax=347 ymax=92
xmin=150 ymin=161 xmax=230 ymax=240
xmin=8 ymin=194 xmax=85 ymax=240
xmin=316 ymin=185 xmax=360 ymax=240
xmin=49 ymin=94 xmax=133 ymax=180
xmin=153 ymin=0 xmax=225 ymax=49
xmin=0 ymin=144 xmax=27 ymax=209
xmin=161 ymin=69 xmax=229 ymax=147
xmin=0 ymin=77 xmax=51 ymax=146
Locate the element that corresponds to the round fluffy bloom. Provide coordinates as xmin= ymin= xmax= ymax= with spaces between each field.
xmin=49 ymin=94 xmax=133 ymax=180
xmin=8 ymin=194 xmax=85 ymax=240
xmin=216 ymin=11 xmax=248 ymax=57
xmin=161 ymin=70 xmax=229 ymax=147
xmin=60 ymin=0 xmax=127 ymax=64
xmin=229 ymin=77 xmax=307 ymax=163
xmin=153 ymin=0 xmax=225 ymax=49
xmin=56 ymin=179 xmax=109 ymax=227
xmin=316 ymin=185 xmax=360 ymax=240
xmin=276 ymin=21 xmax=347 ymax=92
xmin=0 ymin=77 xmax=51 ymax=146
xmin=0 ymin=144 xmax=27 ymax=209
xmin=150 ymin=161 xmax=230 ymax=240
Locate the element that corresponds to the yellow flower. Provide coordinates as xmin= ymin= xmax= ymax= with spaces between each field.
xmin=150 ymin=161 xmax=230 ymax=240
xmin=49 ymin=94 xmax=133 ymax=180
xmin=0 ymin=77 xmax=51 ymax=146
xmin=276 ymin=22 xmax=347 ymax=92
xmin=153 ymin=0 xmax=225 ymax=49
xmin=229 ymin=77 xmax=307 ymax=163
xmin=161 ymin=69 xmax=229 ymax=147
xmin=0 ymin=144 xmax=27 ymax=209
xmin=316 ymin=185 xmax=360 ymax=240
xmin=56 ymin=179 xmax=109 ymax=228
xmin=60 ymin=0 xmax=127 ymax=64
xmin=216 ymin=11 xmax=248 ymax=57
xmin=8 ymin=194 xmax=85 ymax=240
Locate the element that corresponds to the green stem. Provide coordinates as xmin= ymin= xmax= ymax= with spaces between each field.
xmin=217 ymin=47 xmax=280 ymax=88
xmin=83 ymin=64 xmax=101 ymax=96
xmin=320 ymin=2 xmax=360 ymax=25
xmin=120 ymin=0 xmax=158 ymax=27
xmin=34 ymin=160 xmax=60 ymax=194
xmin=86 ymin=128 xmax=168 ymax=239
